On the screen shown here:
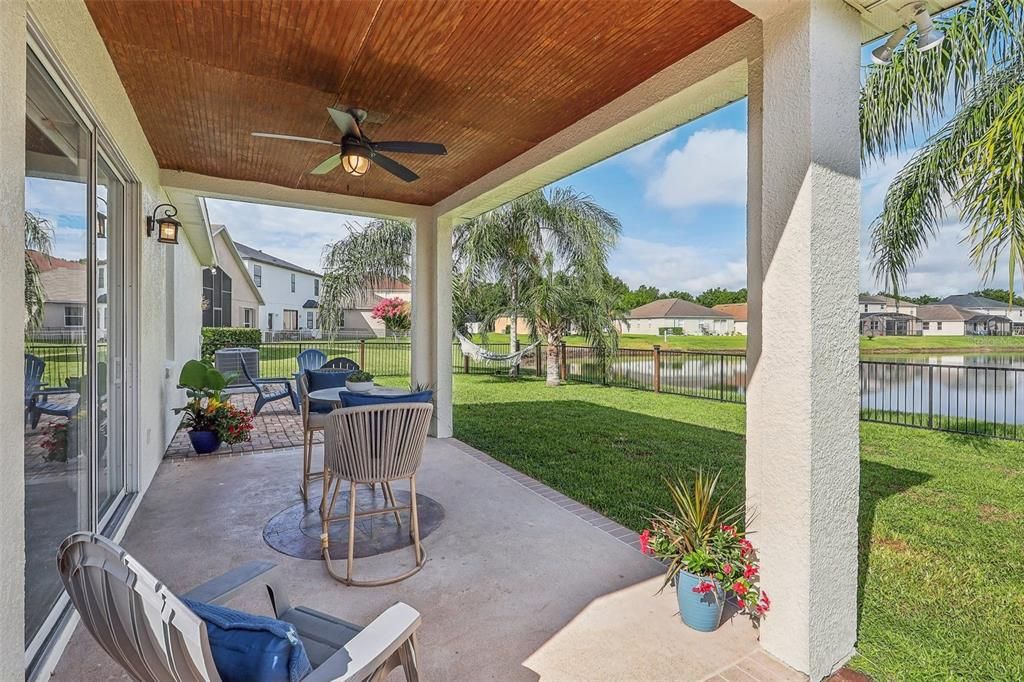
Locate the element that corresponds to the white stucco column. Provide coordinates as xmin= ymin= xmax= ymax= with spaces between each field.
xmin=0 ymin=0 xmax=26 ymax=674
xmin=745 ymin=2 xmax=861 ymax=679
xmin=411 ymin=212 xmax=454 ymax=438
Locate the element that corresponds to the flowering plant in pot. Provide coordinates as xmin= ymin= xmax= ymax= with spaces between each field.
xmin=345 ymin=370 xmax=376 ymax=393
xmin=174 ymin=360 xmax=252 ymax=454
xmin=640 ymin=469 xmax=769 ymax=632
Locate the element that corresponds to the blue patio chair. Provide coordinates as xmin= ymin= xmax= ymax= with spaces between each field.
xmin=294 ymin=349 xmax=327 ymax=406
xmin=24 ymin=353 xmax=46 ymax=425
xmin=237 ymin=352 xmax=299 ymax=416
xmin=323 ymin=356 xmax=360 ymax=371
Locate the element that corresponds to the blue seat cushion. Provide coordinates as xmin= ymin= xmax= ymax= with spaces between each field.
xmin=340 ymin=389 xmax=433 ymax=408
xmin=182 ymin=598 xmax=312 ymax=682
xmin=305 ymin=369 xmax=355 ymax=414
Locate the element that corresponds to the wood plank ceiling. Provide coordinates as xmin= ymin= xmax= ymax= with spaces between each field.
xmin=86 ymin=0 xmax=751 ymax=206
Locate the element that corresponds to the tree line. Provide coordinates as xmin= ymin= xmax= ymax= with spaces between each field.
xmin=868 ymin=289 xmax=1018 ymax=306
xmin=603 ymin=279 xmax=747 ymax=311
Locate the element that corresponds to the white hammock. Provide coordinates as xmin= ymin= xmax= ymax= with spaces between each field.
xmin=456 ymin=331 xmax=540 ymax=366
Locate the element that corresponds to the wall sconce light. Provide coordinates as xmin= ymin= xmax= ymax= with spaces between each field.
xmin=147 ymin=203 xmax=181 ymax=244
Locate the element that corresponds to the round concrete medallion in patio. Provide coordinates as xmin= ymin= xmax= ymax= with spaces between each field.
xmin=263 ymin=487 xmax=445 ymax=560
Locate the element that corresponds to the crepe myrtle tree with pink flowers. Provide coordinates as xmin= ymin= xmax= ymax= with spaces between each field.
xmin=639 ymin=469 xmax=770 ymax=620
xmin=371 ymin=297 xmax=411 ymax=339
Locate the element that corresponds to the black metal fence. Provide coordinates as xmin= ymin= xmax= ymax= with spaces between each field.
xmin=26 ymin=338 xmax=1024 ymax=441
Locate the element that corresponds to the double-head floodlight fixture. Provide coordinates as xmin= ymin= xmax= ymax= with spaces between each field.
xmin=871 ymin=3 xmax=945 ymax=65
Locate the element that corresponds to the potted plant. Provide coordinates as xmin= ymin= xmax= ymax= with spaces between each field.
xmin=174 ymin=360 xmax=253 ymax=454
xmin=640 ymin=469 xmax=769 ymax=632
xmin=345 ymin=370 xmax=376 ymax=393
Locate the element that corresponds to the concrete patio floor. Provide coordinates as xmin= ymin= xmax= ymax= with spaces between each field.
xmin=52 ymin=438 xmax=803 ymax=681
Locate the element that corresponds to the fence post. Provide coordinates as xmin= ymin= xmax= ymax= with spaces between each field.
xmin=560 ymin=342 xmax=568 ymax=381
xmin=653 ymin=345 xmax=661 ymax=393
xmin=719 ymin=354 xmax=725 ymax=401
xmin=927 ymin=364 xmax=934 ymax=429
xmin=535 ymin=344 xmax=543 ymax=377
xmin=359 ymin=339 xmax=366 ymax=370
xmin=463 ymin=351 xmax=470 ymax=374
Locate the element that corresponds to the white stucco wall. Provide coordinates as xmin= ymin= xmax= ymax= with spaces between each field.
xmin=0 ymin=0 xmax=27 ymax=674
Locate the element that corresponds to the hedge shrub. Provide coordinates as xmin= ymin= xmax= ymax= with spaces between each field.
xmin=201 ymin=327 xmax=261 ymax=361
xmin=657 ymin=327 xmax=687 ymax=336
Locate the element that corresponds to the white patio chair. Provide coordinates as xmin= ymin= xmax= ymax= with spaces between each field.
xmin=321 ymin=403 xmax=433 ymax=586
xmin=56 ymin=532 xmax=421 ymax=681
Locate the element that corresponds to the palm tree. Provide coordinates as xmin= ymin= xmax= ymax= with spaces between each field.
xmin=511 ymin=253 xmax=620 ymax=387
xmin=456 ymin=187 xmax=620 ymax=357
xmin=24 ymin=211 xmax=54 ymax=330
xmin=862 ymin=0 xmax=1024 ymax=304
xmin=318 ymin=187 xmax=622 ymax=349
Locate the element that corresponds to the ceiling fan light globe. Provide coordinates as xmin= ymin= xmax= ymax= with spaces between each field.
xmin=871 ymin=45 xmax=893 ymax=65
xmin=342 ymin=154 xmax=370 ymax=177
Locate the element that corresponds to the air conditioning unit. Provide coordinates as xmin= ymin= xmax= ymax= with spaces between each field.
xmin=214 ymin=347 xmax=259 ymax=386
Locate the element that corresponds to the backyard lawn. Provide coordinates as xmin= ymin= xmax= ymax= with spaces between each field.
xmin=451 ymin=374 xmax=1024 ymax=680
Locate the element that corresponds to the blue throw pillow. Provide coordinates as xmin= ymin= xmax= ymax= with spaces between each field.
xmin=340 ymin=389 xmax=433 ymax=408
xmin=305 ymin=369 xmax=355 ymax=414
xmin=182 ymin=598 xmax=312 ymax=682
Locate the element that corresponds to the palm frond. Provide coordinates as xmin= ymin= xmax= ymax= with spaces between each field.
xmin=860 ymin=0 xmax=1023 ymax=161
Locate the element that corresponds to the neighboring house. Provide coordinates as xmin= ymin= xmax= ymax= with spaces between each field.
xmin=858 ymin=294 xmax=920 ymax=337
xmin=712 ymin=303 xmax=748 ymax=335
xmin=491 ymin=316 xmax=532 ymax=336
xmin=28 ymin=251 xmax=87 ymax=342
xmin=235 ymin=241 xmax=323 ymax=338
xmin=338 ymin=277 xmax=412 ymax=338
xmin=915 ymin=304 xmax=1013 ymax=336
xmin=940 ymin=294 xmax=1024 ymax=335
xmin=623 ymin=298 xmax=735 ymax=336
xmin=201 ymin=225 xmax=264 ymax=328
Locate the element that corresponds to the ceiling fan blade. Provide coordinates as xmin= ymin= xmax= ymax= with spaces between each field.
xmin=370 ymin=152 xmax=419 ymax=182
xmin=251 ymin=132 xmax=338 ymax=145
xmin=327 ymin=108 xmax=359 ymax=137
xmin=310 ymin=153 xmax=342 ymax=175
xmin=370 ymin=141 xmax=447 ymax=156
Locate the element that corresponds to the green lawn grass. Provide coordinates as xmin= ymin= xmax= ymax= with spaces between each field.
xmin=451 ymin=374 xmax=1024 ymax=680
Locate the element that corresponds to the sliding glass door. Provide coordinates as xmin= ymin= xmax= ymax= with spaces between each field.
xmin=23 ymin=45 xmax=132 ymax=655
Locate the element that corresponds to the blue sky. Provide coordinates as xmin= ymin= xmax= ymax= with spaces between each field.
xmin=206 ymin=40 xmax=1003 ymax=299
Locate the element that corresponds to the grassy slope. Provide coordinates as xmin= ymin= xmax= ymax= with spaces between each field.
xmin=475 ymin=333 xmax=1024 ymax=354
xmin=451 ymin=374 xmax=1024 ymax=680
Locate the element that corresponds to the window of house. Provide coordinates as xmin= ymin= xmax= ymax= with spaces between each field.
xmin=314 ymin=279 xmax=320 ymax=296
xmin=290 ymin=273 xmax=295 ymax=293
xmin=243 ymin=308 xmax=254 ymax=328
xmin=253 ymin=264 xmax=262 ymax=287
xmin=201 ymin=268 xmax=232 ymax=327
xmin=98 ymin=266 xmax=104 ymax=289
xmin=307 ymin=311 xmax=314 ymax=328
xmin=863 ymin=304 xmax=868 ymax=312
xmin=923 ymin=321 xmax=930 ymax=330
xmin=267 ymin=312 xmax=274 ymax=329
xmin=937 ymin=322 xmax=943 ymax=331
xmin=64 ymin=305 xmax=85 ymax=327
xmin=284 ymin=309 xmax=298 ymax=330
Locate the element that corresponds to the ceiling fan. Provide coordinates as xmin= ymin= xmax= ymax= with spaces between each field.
xmin=251 ymin=107 xmax=447 ymax=182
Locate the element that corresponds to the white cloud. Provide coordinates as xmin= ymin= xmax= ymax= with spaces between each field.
xmin=618 ymin=133 xmax=675 ymax=171
xmin=609 ymin=236 xmax=746 ymax=294
xmin=205 ymin=199 xmax=372 ymax=272
xmin=645 ymin=129 xmax=747 ymax=209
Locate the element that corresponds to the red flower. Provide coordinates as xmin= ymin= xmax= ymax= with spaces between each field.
xmin=721 ymin=524 xmax=736 ymax=535
xmin=732 ymin=581 xmax=748 ymax=596
xmin=692 ymin=581 xmax=715 ymax=594
xmin=639 ymin=529 xmax=651 ymax=555
xmin=739 ymin=538 xmax=753 ymax=556
xmin=743 ymin=564 xmax=758 ymax=579
xmin=722 ymin=563 xmax=733 ymax=575
xmin=755 ymin=591 xmax=771 ymax=615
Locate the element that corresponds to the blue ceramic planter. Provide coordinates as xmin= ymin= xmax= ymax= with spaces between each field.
xmin=188 ymin=430 xmax=222 ymax=455
xmin=675 ymin=570 xmax=725 ymax=632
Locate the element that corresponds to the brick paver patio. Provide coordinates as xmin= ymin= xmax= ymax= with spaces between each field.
xmin=164 ymin=389 xmax=312 ymax=459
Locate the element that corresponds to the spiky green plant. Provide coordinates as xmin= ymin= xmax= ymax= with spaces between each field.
xmin=647 ymin=469 xmax=744 ymax=592
xmin=862 ymin=0 xmax=1024 ymax=304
